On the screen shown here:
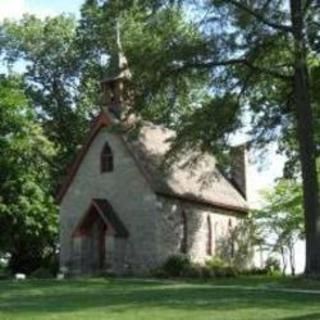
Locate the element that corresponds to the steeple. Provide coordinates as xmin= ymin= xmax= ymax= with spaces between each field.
xmin=101 ymin=20 xmax=132 ymax=120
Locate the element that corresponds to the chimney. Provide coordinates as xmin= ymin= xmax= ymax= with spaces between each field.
xmin=230 ymin=144 xmax=248 ymax=199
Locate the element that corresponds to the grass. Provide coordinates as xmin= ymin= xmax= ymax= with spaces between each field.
xmin=0 ymin=277 xmax=320 ymax=320
xmin=201 ymin=274 xmax=320 ymax=290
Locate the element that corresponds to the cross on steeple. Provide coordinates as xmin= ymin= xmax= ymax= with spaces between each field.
xmin=101 ymin=20 xmax=131 ymax=120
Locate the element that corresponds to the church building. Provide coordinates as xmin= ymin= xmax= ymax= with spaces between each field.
xmin=57 ymin=40 xmax=249 ymax=275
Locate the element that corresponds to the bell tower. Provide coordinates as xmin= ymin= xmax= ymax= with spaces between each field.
xmin=101 ymin=20 xmax=131 ymax=120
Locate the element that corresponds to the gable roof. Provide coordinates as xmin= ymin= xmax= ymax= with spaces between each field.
xmin=73 ymin=198 xmax=129 ymax=238
xmin=57 ymin=112 xmax=249 ymax=213
xmin=56 ymin=112 xmax=111 ymax=203
xmin=124 ymin=123 xmax=248 ymax=213
xmin=93 ymin=199 xmax=129 ymax=238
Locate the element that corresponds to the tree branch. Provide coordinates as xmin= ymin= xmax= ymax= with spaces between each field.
xmin=178 ymin=58 xmax=292 ymax=81
xmin=226 ymin=0 xmax=293 ymax=33
xmin=304 ymin=0 xmax=314 ymax=13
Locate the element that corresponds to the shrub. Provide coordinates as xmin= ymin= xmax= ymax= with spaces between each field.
xmin=30 ymin=267 xmax=54 ymax=279
xmin=162 ymin=255 xmax=191 ymax=277
xmin=206 ymin=257 xmax=238 ymax=278
xmin=0 ymin=269 xmax=10 ymax=280
xmin=241 ymin=267 xmax=269 ymax=276
xmin=200 ymin=265 xmax=215 ymax=279
xmin=155 ymin=255 xmax=239 ymax=279
xmin=0 ymin=257 xmax=10 ymax=280
xmin=182 ymin=263 xmax=203 ymax=278
xmin=265 ymin=256 xmax=281 ymax=273
xmin=151 ymin=268 xmax=168 ymax=279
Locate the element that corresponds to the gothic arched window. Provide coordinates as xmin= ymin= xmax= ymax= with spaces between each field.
xmin=228 ymin=218 xmax=235 ymax=258
xmin=101 ymin=142 xmax=113 ymax=173
xmin=206 ymin=216 xmax=212 ymax=255
xmin=180 ymin=210 xmax=188 ymax=254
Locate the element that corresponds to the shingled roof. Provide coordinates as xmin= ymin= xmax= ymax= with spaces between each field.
xmin=124 ymin=122 xmax=248 ymax=213
xmin=57 ymin=112 xmax=248 ymax=213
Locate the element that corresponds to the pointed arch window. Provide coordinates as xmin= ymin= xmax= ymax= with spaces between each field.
xmin=206 ymin=216 xmax=212 ymax=255
xmin=101 ymin=142 xmax=113 ymax=173
xmin=180 ymin=210 xmax=188 ymax=254
xmin=228 ymin=218 xmax=235 ymax=258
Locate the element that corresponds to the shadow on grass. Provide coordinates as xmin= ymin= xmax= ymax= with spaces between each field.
xmin=0 ymin=279 xmax=319 ymax=318
xmin=280 ymin=314 xmax=320 ymax=320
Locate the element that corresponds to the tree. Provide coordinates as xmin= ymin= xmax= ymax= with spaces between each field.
xmin=0 ymin=75 xmax=57 ymax=274
xmin=230 ymin=216 xmax=261 ymax=271
xmin=0 ymin=7 xmax=208 ymax=181
xmin=154 ymin=0 xmax=319 ymax=275
xmin=256 ymin=179 xmax=304 ymax=275
xmin=0 ymin=15 xmax=92 ymax=187
xmin=76 ymin=0 xmax=320 ymax=274
xmin=1 ymin=1 xmax=319 ymax=274
xmin=77 ymin=0 xmax=209 ymax=124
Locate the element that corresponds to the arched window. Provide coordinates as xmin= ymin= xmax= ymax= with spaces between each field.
xmin=214 ymin=222 xmax=219 ymax=250
xmin=206 ymin=216 xmax=212 ymax=255
xmin=180 ymin=210 xmax=188 ymax=254
xmin=101 ymin=142 xmax=113 ymax=173
xmin=228 ymin=218 xmax=235 ymax=258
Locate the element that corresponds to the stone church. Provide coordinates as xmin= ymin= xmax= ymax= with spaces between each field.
xmin=57 ymin=43 xmax=249 ymax=276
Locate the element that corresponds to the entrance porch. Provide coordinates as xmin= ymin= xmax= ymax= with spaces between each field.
xmin=71 ymin=199 xmax=129 ymax=275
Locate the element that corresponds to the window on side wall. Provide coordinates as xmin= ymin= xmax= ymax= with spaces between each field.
xmin=180 ymin=210 xmax=188 ymax=254
xmin=228 ymin=218 xmax=235 ymax=258
xmin=206 ymin=216 xmax=212 ymax=255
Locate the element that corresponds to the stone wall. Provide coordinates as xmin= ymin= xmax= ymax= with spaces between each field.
xmin=59 ymin=127 xmax=161 ymax=275
xmin=156 ymin=196 xmax=244 ymax=265
xmin=59 ymin=126 xmax=247 ymax=276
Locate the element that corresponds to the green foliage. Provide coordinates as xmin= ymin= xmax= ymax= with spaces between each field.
xmin=0 ymin=75 xmax=57 ymax=274
xmin=255 ymin=179 xmax=304 ymax=275
xmin=30 ymin=267 xmax=55 ymax=279
xmin=78 ymin=1 xmax=209 ymax=126
xmin=265 ymin=256 xmax=281 ymax=273
xmin=205 ymin=257 xmax=238 ymax=278
xmin=257 ymin=179 xmax=304 ymax=241
xmin=161 ymin=254 xmax=191 ymax=277
xmin=0 ymin=14 xmax=92 ymax=183
xmin=0 ymin=0 xmax=318 ymax=275
xmin=155 ymin=255 xmax=239 ymax=279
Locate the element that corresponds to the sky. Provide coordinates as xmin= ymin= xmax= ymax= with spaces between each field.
xmin=0 ymin=0 xmax=304 ymax=272
xmin=0 ymin=0 xmax=83 ymax=20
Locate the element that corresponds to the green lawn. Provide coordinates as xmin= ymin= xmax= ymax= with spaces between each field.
xmin=0 ymin=277 xmax=320 ymax=320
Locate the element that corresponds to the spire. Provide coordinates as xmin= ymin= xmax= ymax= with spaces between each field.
xmin=116 ymin=19 xmax=132 ymax=80
xmin=103 ymin=19 xmax=131 ymax=82
xmin=101 ymin=19 xmax=132 ymax=120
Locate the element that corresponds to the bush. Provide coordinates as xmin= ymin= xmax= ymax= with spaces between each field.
xmin=0 ymin=269 xmax=10 ymax=280
xmin=241 ymin=267 xmax=269 ymax=276
xmin=0 ymin=257 xmax=10 ymax=280
xmin=206 ymin=257 xmax=238 ymax=278
xmin=155 ymin=255 xmax=239 ymax=279
xmin=30 ymin=267 xmax=54 ymax=279
xmin=265 ymin=256 xmax=281 ymax=273
xmin=182 ymin=263 xmax=203 ymax=278
xmin=150 ymin=268 xmax=168 ymax=279
xmin=162 ymin=255 xmax=191 ymax=277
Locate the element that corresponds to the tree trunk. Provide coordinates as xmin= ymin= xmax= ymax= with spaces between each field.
xmin=280 ymin=246 xmax=287 ymax=275
xmin=290 ymin=0 xmax=320 ymax=275
xmin=288 ymin=241 xmax=296 ymax=276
